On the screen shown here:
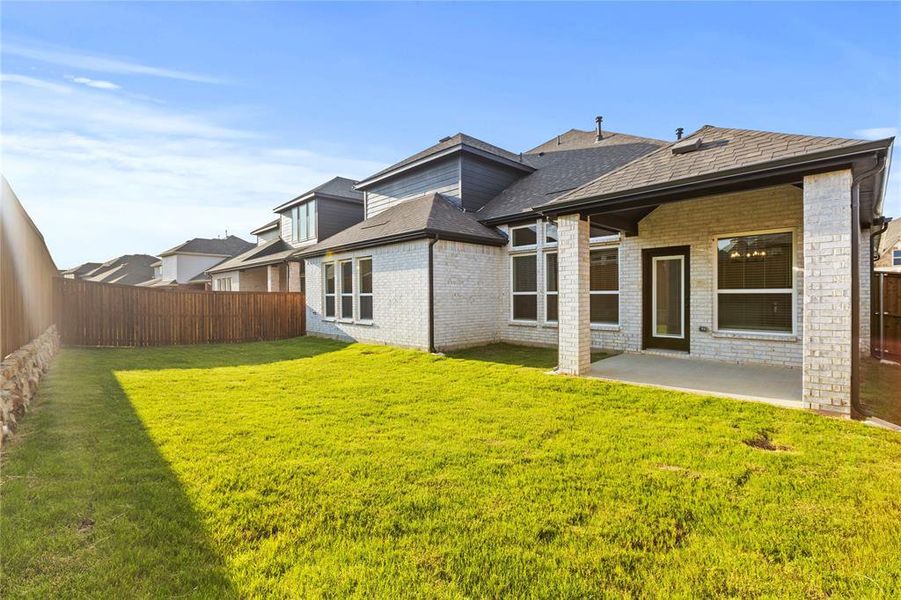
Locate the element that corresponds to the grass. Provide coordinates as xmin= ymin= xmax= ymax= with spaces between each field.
xmin=861 ymin=356 xmax=901 ymax=425
xmin=2 ymin=338 xmax=900 ymax=598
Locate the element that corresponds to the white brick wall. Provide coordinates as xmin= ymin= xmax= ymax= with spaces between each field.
xmin=860 ymin=226 xmax=871 ymax=354
xmin=305 ymin=240 xmax=431 ymax=350
xmin=802 ymin=170 xmax=853 ymax=414
xmin=501 ymin=185 xmax=806 ymax=367
xmin=433 ymin=241 xmax=504 ymax=350
xmin=557 ymin=214 xmax=591 ymax=375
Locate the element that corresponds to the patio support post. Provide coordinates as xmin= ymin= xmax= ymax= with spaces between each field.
xmin=287 ymin=261 xmax=302 ymax=293
xmin=802 ymin=169 xmax=853 ymax=415
xmin=557 ymin=213 xmax=591 ymax=375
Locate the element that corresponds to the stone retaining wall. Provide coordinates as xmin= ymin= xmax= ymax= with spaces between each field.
xmin=0 ymin=326 xmax=59 ymax=449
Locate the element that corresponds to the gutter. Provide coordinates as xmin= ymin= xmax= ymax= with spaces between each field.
xmin=428 ymin=235 xmax=439 ymax=353
xmin=850 ymin=153 xmax=887 ymax=419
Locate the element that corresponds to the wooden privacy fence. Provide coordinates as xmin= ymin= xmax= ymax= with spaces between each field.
xmin=56 ymin=278 xmax=305 ymax=347
xmin=1 ymin=178 xmax=60 ymax=359
xmin=873 ymin=272 xmax=901 ymax=360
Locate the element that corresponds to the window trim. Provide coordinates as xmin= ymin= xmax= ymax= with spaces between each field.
xmin=712 ymin=227 xmax=797 ymax=336
xmin=338 ymin=259 xmax=354 ymax=322
xmin=356 ymin=257 xmax=373 ymax=323
xmin=323 ymin=262 xmax=336 ymax=320
xmin=590 ymin=245 xmax=621 ymax=326
xmin=543 ymin=250 xmax=558 ymax=324
xmin=510 ymin=222 xmax=539 ymax=251
xmin=510 ymin=253 xmax=538 ymax=322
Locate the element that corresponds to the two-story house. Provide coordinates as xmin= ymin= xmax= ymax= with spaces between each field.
xmin=207 ymin=176 xmax=363 ymax=292
xmin=297 ymin=119 xmax=893 ymax=417
xmin=139 ymin=235 xmax=254 ymax=289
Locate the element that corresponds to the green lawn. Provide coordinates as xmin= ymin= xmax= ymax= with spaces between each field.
xmin=2 ymin=338 xmax=900 ymax=598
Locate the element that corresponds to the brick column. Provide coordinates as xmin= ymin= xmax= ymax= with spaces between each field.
xmin=287 ymin=261 xmax=302 ymax=293
xmin=859 ymin=226 xmax=871 ymax=355
xmin=267 ymin=264 xmax=281 ymax=292
xmin=557 ymin=213 xmax=591 ymax=375
xmin=802 ymin=169 xmax=852 ymax=414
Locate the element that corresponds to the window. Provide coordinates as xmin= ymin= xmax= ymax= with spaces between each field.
xmin=357 ymin=258 xmax=373 ymax=321
xmin=292 ymin=200 xmax=316 ymax=242
xmin=893 ymin=249 xmax=901 ymax=266
xmin=545 ymin=220 xmax=558 ymax=245
xmin=545 ymin=252 xmax=558 ymax=322
xmin=511 ymin=223 xmax=538 ymax=248
xmin=511 ymin=254 xmax=538 ymax=320
xmin=323 ymin=263 xmax=336 ymax=318
xmin=339 ymin=260 xmax=353 ymax=320
xmin=716 ymin=231 xmax=793 ymax=333
xmin=216 ymin=277 xmax=232 ymax=291
xmin=589 ymin=216 xmax=619 ymax=241
xmin=590 ymin=248 xmax=619 ymax=325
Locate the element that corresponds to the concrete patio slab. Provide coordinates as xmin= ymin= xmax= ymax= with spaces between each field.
xmin=589 ymin=353 xmax=803 ymax=409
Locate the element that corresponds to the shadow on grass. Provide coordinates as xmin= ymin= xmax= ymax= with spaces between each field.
xmin=0 ymin=348 xmax=250 ymax=596
xmin=70 ymin=335 xmax=350 ymax=371
xmin=447 ymin=343 xmax=613 ymax=370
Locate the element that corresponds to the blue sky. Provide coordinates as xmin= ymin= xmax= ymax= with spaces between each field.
xmin=2 ymin=2 xmax=899 ymax=267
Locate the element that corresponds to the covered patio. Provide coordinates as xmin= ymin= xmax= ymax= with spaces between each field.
xmin=590 ymin=353 xmax=802 ymax=409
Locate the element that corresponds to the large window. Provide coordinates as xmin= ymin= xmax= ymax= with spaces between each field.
xmin=544 ymin=252 xmax=558 ymax=322
xmin=215 ymin=277 xmax=232 ymax=291
xmin=511 ymin=224 xmax=538 ymax=248
xmin=590 ymin=248 xmax=619 ymax=325
xmin=339 ymin=260 xmax=353 ymax=320
xmin=716 ymin=231 xmax=793 ymax=333
xmin=323 ymin=263 xmax=336 ymax=318
xmin=292 ymin=200 xmax=316 ymax=242
xmin=357 ymin=257 xmax=373 ymax=321
xmin=893 ymin=249 xmax=901 ymax=266
xmin=511 ymin=254 xmax=538 ymax=321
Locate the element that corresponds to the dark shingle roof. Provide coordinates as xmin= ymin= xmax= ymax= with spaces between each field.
xmin=83 ymin=254 xmax=158 ymax=285
xmin=356 ymin=133 xmax=529 ymax=189
xmin=273 ymin=176 xmax=363 ymax=212
xmin=207 ymin=238 xmax=296 ymax=274
xmin=297 ymin=192 xmax=507 ymax=257
xmin=546 ymin=125 xmax=885 ymax=207
xmin=159 ymin=235 xmax=254 ymax=257
xmin=477 ymin=130 xmax=666 ymax=222
xmin=61 ymin=261 xmax=102 ymax=277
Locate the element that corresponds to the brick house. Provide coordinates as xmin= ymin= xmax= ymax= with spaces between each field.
xmin=874 ymin=219 xmax=901 ymax=273
xmin=296 ymin=122 xmax=894 ymax=416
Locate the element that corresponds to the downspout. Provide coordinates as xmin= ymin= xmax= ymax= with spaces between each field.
xmin=428 ymin=235 xmax=439 ymax=353
xmin=850 ymin=154 xmax=886 ymax=418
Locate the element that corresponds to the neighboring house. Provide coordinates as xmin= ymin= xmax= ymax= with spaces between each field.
xmin=139 ymin=235 xmax=254 ymax=289
xmin=875 ymin=219 xmax=901 ymax=273
xmin=76 ymin=255 xmax=158 ymax=286
xmin=297 ymin=120 xmax=894 ymax=416
xmin=207 ymin=177 xmax=363 ymax=292
xmin=60 ymin=262 xmax=101 ymax=279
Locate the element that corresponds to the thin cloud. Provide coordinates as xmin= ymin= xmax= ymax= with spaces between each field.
xmin=3 ymin=40 xmax=226 ymax=84
xmin=854 ymin=127 xmax=899 ymax=140
xmin=68 ymin=76 xmax=121 ymax=90
xmin=1 ymin=73 xmax=73 ymax=94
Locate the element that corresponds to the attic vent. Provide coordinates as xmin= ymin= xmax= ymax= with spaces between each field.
xmin=439 ymin=136 xmax=452 ymax=143
xmin=672 ymin=137 xmax=702 ymax=155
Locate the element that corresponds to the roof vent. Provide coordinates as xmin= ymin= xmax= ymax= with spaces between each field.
xmin=676 ymin=127 xmax=684 ymax=140
xmin=595 ymin=115 xmax=603 ymax=141
xmin=672 ymin=137 xmax=702 ymax=155
xmin=439 ymin=135 xmax=452 ymax=143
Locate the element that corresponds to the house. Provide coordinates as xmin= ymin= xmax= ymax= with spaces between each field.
xmin=74 ymin=254 xmax=158 ymax=286
xmin=297 ymin=120 xmax=894 ymax=417
xmin=875 ymin=219 xmax=901 ymax=273
xmin=139 ymin=235 xmax=254 ymax=289
xmin=60 ymin=262 xmax=101 ymax=279
xmin=207 ymin=177 xmax=363 ymax=292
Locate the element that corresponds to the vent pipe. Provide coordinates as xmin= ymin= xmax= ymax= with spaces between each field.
xmin=595 ymin=116 xmax=603 ymax=141
xmin=676 ymin=127 xmax=684 ymax=140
